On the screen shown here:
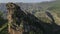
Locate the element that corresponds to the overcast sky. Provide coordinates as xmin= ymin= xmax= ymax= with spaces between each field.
xmin=0 ymin=0 xmax=53 ymax=3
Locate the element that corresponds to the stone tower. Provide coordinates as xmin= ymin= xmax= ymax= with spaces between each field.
xmin=6 ymin=3 xmax=25 ymax=34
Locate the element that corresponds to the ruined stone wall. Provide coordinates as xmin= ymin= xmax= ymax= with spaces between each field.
xmin=6 ymin=3 xmax=24 ymax=34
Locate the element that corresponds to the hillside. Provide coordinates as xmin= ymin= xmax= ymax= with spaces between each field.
xmin=0 ymin=0 xmax=60 ymax=34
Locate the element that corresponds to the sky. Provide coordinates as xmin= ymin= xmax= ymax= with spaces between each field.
xmin=0 ymin=0 xmax=53 ymax=3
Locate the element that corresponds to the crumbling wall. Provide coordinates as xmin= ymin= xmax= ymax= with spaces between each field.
xmin=6 ymin=3 xmax=24 ymax=34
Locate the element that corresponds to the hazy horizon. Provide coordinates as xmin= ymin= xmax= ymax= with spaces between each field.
xmin=0 ymin=0 xmax=54 ymax=3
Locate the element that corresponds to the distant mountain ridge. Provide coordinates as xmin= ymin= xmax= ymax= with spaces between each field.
xmin=0 ymin=0 xmax=57 ymax=13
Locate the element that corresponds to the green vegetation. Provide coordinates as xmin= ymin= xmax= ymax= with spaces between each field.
xmin=0 ymin=11 xmax=8 ymax=34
